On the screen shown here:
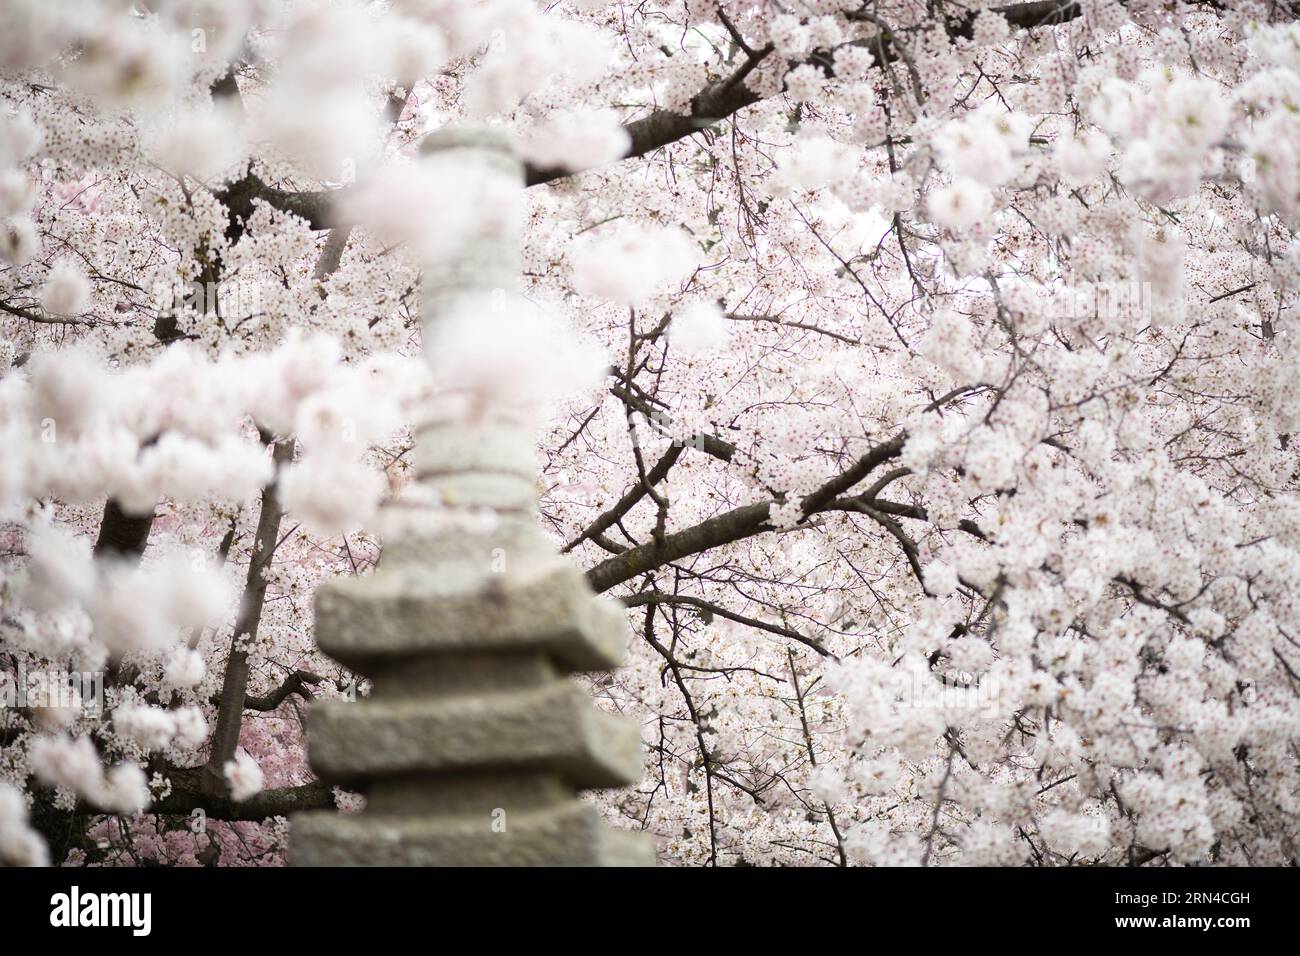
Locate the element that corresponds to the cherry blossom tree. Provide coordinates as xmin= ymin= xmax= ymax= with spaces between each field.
xmin=2 ymin=0 xmax=1300 ymax=867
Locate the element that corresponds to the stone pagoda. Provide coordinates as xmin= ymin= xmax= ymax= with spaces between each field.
xmin=290 ymin=127 xmax=654 ymax=866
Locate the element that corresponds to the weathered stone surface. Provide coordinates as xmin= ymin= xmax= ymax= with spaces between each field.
xmin=291 ymin=801 xmax=655 ymax=867
xmin=314 ymin=561 xmax=629 ymax=672
xmin=307 ymin=681 xmax=643 ymax=787
xmin=412 ymin=421 xmax=537 ymax=478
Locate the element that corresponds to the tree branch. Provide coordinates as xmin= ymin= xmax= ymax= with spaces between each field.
xmin=239 ymin=2 xmax=1096 ymax=229
xmin=563 ymin=445 xmax=683 ymax=553
xmin=202 ymin=438 xmax=295 ymax=795
xmin=623 ymin=591 xmax=831 ymax=656
xmin=151 ymin=766 xmax=334 ymax=822
xmin=92 ymin=498 xmax=155 ymax=560
xmin=240 ymin=669 xmax=324 ymax=712
xmin=585 ymin=432 xmax=906 ymax=592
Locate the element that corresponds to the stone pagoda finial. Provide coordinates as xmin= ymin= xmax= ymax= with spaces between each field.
xmin=290 ymin=127 xmax=654 ymax=866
